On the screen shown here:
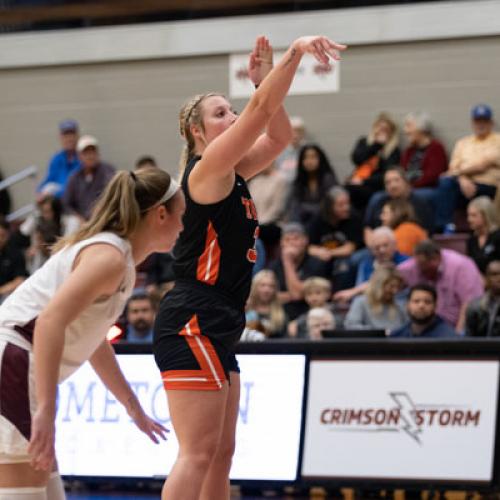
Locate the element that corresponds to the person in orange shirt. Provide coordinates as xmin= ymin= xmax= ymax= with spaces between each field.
xmin=380 ymin=198 xmax=427 ymax=255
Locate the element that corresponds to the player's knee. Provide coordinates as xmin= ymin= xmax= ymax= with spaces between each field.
xmin=181 ymin=437 xmax=220 ymax=471
xmin=214 ymin=438 xmax=236 ymax=465
xmin=184 ymin=449 xmax=215 ymax=472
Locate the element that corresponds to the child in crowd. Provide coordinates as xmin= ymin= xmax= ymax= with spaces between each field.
xmin=288 ymin=277 xmax=338 ymax=337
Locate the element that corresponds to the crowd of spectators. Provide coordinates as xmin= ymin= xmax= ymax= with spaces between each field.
xmin=0 ymin=102 xmax=499 ymax=342
xmin=247 ymin=103 xmax=500 ymax=340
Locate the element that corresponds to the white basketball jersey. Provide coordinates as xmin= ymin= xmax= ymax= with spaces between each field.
xmin=0 ymin=232 xmax=136 ymax=381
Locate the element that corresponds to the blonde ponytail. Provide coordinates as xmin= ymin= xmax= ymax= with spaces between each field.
xmin=54 ymin=167 xmax=174 ymax=252
xmin=178 ymin=92 xmax=223 ymax=179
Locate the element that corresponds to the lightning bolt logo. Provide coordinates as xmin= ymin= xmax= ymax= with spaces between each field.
xmin=390 ymin=392 xmax=422 ymax=444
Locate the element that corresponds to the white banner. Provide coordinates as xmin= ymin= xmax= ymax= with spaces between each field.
xmin=56 ymin=354 xmax=305 ymax=480
xmin=229 ymin=51 xmax=340 ymax=98
xmin=303 ymin=360 xmax=499 ymax=481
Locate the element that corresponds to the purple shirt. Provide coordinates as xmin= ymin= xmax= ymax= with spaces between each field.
xmin=64 ymin=162 xmax=116 ymax=220
xmin=397 ymin=249 xmax=484 ymax=327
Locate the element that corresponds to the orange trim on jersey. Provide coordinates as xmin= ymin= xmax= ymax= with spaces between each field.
xmin=196 ymin=220 xmax=221 ymax=285
xmin=161 ymin=314 xmax=226 ymax=391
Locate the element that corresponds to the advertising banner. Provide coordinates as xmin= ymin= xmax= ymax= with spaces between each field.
xmin=56 ymin=354 xmax=305 ymax=480
xmin=302 ymin=360 xmax=499 ymax=482
xmin=229 ymin=51 xmax=340 ymax=98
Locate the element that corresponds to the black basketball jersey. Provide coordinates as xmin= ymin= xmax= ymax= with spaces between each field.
xmin=173 ymin=156 xmax=259 ymax=309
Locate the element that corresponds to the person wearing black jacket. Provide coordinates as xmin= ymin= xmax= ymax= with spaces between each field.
xmin=346 ymin=112 xmax=400 ymax=212
xmin=466 ymin=260 xmax=500 ymax=337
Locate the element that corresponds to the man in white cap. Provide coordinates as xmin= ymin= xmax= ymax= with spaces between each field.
xmin=63 ymin=135 xmax=116 ymax=221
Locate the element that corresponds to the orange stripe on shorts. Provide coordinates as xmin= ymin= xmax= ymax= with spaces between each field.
xmin=161 ymin=314 xmax=226 ymax=391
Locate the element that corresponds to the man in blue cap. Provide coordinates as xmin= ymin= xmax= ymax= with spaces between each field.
xmin=37 ymin=119 xmax=81 ymax=199
xmin=434 ymin=104 xmax=500 ymax=231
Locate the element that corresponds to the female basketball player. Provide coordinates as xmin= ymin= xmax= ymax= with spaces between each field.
xmin=154 ymin=35 xmax=346 ymax=500
xmin=0 ymin=167 xmax=185 ymax=499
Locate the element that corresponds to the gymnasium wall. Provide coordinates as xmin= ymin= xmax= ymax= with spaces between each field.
xmin=0 ymin=0 xmax=499 ymax=210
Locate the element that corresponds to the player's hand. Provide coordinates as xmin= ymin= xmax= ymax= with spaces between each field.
xmin=28 ymin=407 xmax=56 ymax=471
xmin=129 ymin=406 xmax=169 ymax=444
xmin=248 ymin=35 xmax=274 ymax=86
xmin=292 ymin=36 xmax=346 ymax=65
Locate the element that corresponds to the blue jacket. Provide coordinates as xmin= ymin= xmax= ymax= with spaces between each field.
xmin=38 ymin=150 xmax=81 ymax=198
xmin=390 ymin=315 xmax=456 ymax=338
xmin=356 ymin=251 xmax=409 ymax=285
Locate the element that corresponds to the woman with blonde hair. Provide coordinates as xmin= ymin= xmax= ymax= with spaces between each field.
xmin=0 ymin=167 xmax=185 ymax=499
xmin=153 ymin=35 xmax=345 ymax=500
xmin=467 ymin=196 xmax=500 ymax=273
xmin=346 ymin=112 xmax=400 ymax=211
xmin=246 ymin=270 xmax=287 ymax=337
xmin=380 ymin=198 xmax=427 ymax=255
xmin=344 ymin=266 xmax=407 ymax=332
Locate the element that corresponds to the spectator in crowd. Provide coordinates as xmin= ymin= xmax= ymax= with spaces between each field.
xmin=26 ymin=219 xmax=60 ymax=274
xmin=344 ymin=266 xmax=407 ymax=332
xmin=364 ymin=167 xmax=434 ymax=241
xmin=253 ymin=238 xmax=267 ymax=276
xmin=308 ymin=186 xmax=364 ymax=261
xmin=139 ymin=252 xmax=176 ymax=297
xmin=380 ymin=198 xmax=427 ymax=256
xmin=268 ymin=222 xmax=329 ymax=320
xmin=390 ymin=284 xmax=456 ymax=338
xmin=64 ymin=135 xmax=116 ymax=221
xmin=466 ymin=196 xmax=500 ymax=274
xmin=401 ymin=111 xmax=448 ymax=199
xmin=0 ymin=168 xmax=12 ymax=218
xmin=307 ymin=186 xmax=363 ymax=290
xmin=465 ymin=260 xmax=500 ymax=337
xmin=286 ymin=143 xmax=338 ymax=226
xmin=306 ymin=307 xmax=336 ymax=340
xmin=248 ymin=162 xmax=288 ymax=251
xmin=246 ymin=269 xmax=287 ymax=338
xmin=356 ymin=227 xmax=408 ymax=286
xmin=346 ymin=112 xmax=400 ymax=212
xmin=124 ymin=293 xmax=156 ymax=343
xmin=496 ymin=189 xmax=500 ymax=223
xmin=18 ymin=195 xmax=79 ymax=251
xmin=37 ymin=119 xmax=81 ymax=199
xmin=397 ymin=240 xmax=483 ymax=331
xmin=435 ymin=104 xmax=500 ymax=231
xmin=135 ymin=155 xmax=158 ymax=170
xmin=0 ymin=220 xmax=28 ymax=303
xmin=288 ymin=276 xmax=333 ymax=338
xmin=334 ymin=227 xmax=409 ymax=303
xmin=274 ymin=116 xmax=306 ymax=184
